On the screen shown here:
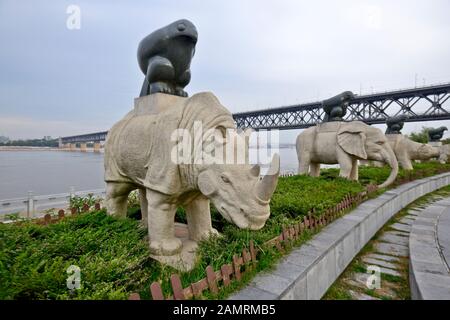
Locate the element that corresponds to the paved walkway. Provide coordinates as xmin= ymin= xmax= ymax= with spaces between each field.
xmin=325 ymin=191 xmax=450 ymax=300
xmin=325 ymin=204 xmax=424 ymax=299
xmin=410 ymin=197 xmax=450 ymax=299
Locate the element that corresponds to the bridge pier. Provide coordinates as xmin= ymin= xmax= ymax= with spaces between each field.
xmin=69 ymin=143 xmax=76 ymax=151
xmin=80 ymin=143 xmax=87 ymax=152
xmin=93 ymin=142 xmax=101 ymax=153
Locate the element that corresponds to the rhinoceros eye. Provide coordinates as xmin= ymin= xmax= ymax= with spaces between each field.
xmin=221 ymin=174 xmax=231 ymax=183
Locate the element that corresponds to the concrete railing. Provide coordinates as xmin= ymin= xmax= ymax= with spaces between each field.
xmin=229 ymin=172 xmax=450 ymax=300
xmin=0 ymin=188 xmax=106 ymax=218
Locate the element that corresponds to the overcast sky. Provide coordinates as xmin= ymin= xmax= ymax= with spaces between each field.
xmin=1 ymin=0 xmax=450 ymax=141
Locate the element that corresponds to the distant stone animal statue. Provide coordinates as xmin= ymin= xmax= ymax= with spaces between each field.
xmin=322 ymin=91 xmax=355 ymax=122
xmin=104 ymin=92 xmax=280 ymax=259
xmin=296 ymin=121 xmax=398 ymax=188
xmin=385 ymin=115 xmax=408 ymax=134
xmin=137 ymin=19 xmax=198 ymax=97
xmin=428 ymin=127 xmax=448 ymax=142
xmin=385 ymin=134 xmax=440 ymax=170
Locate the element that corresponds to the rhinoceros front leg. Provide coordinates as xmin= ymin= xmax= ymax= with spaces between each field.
xmin=146 ymin=189 xmax=182 ymax=256
xmin=185 ymin=195 xmax=219 ymax=242
xmin=105 ymin=182 xmax=135 ymax=218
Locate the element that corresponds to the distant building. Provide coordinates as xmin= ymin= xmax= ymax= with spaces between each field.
xmin=43 ymin=136 xmax=52 ymax=141
xmin=0 ymin=136 xmax=10 ymax=144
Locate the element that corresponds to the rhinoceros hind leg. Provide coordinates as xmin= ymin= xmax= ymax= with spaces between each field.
xmin=105 ymin=182 xmax=135 ymax=217
xmin=146 ymin=189 xmax=182 ymax=256
xmin=185 ymin=195 xmax=219 ymax=242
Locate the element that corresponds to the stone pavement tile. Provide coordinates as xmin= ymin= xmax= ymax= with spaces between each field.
xmin=352 ymin=272 xmax=370 ymax=287
xmin=365 ymin=253 xmax=401 ymax=263
xmin=390 ymin=222 xmax=411 ymax=233
xmin=364 ymin=264 xmax=401 ymax=277
xmin=375 ymin=242 xmax=409 ymax=257
xmin=349 ymin=290 xmax=380 ymax=300
xmin=399 ymin=218 xmax=414 ymax=225
xmin=378 ymin=233 xmax=409 ymax=246
xmin=362 ymin=257 xmax=400 ymax=270
xmin=387 ymin=231 xmax=409 ymax=238
xmin=345 ymin=279 xmax=396 ymax=299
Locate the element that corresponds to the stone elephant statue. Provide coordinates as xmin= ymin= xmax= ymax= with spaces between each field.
xmin=104 ymin=92 xmax=280 ymax=257
xmin=296 ymin=121 xmax=398 ymax=188
xmin=385 ymin=134 xmax=440 ymax=170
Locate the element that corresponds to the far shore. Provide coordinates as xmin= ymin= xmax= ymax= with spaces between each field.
xmin=0 ymin=146 xmax=60 ymax=151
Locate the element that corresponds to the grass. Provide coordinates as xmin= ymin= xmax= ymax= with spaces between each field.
xmin=1 ymin=161 xmax=449 ymax=300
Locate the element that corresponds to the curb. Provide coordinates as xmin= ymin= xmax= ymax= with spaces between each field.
xmin=409 ymin=198 xmax=450 ymax=300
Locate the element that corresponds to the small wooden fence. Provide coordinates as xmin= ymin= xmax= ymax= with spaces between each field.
xmin=129 ymin=184 xmax=378 ymax=300
xmin=33 ymin=202 xmax=102 ymax=226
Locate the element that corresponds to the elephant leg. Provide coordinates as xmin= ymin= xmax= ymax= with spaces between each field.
xmin=309 ymin=163 xmax=321 ymax=177
xmin=105 ymin=182 xmax=135 ymax=218
xmin=350 ymin=158 xmax=359 ymax=180
xmin=185 ymin=195 xmax=219 ymax=242
xmin=139 ymin=188 xmax=148 ymax=225
xmin=145 ymin=189 xmax=182 ymax=256
xmin=337 ymin=147 xmax=353 ymax=179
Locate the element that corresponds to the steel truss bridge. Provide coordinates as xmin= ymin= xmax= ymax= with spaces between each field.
xmin=234 ymin=83 xmax=450 ymax=130
xmin=61 ymin=83 xmax=450 ymax=143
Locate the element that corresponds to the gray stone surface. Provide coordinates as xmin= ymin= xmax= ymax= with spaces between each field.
xmin=251 ymin=273 xmax=292 ymax=296
xmin=349 ymin=290 xmax=380 ymax=300
xmin=437 ymin=208 xmax=450 ymax=269
xmin=378 ymin=233 xmax=409 ymax=246
xmin=365 ymin=253 xmax=401 ymax=263
xmin=362 ymin=257 xmax=399 ymax=270
xmin=390 ymin=222 xmax=411 ymax=233
xmin=399 ymin=218 xmax=414 ymax=225
xmin=409 ymin=197 xmax=450 ymax=300
xmin=228 ymin=285 xmax=278 ymax=300
xmin=374 ymin=242 xmax=409 ymax=257
xmin=364 ymin=264 xmax=401 ymax=277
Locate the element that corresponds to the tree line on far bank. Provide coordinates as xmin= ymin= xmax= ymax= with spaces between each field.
xmin=0 ymin=138 xmax=58 ymax=147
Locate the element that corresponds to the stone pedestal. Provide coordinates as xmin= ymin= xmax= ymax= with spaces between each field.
xmin=150 ymin=223 xmax=199 ymax=272
xmin=428 ymin=141 xmax=442 ymax=148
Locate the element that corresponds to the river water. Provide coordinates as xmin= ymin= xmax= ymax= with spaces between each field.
xmin=0 ymin=147 xmax=301 ymax=200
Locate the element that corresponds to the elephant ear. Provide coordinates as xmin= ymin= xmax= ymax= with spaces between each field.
xmin=337 ymin=128 xmax=368 ymax=159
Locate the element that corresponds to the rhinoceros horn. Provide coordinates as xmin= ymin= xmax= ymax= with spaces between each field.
xmin=255 ymin=154 xmax=280 ymax=201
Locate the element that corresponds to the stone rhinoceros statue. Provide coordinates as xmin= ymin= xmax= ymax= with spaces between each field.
xmin=385 ymin=134 xmax=440 ymax=170
xmin=104 ymin=92 xmax=280 ymax=258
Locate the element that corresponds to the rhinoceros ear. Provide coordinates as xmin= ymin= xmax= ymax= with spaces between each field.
xmin=198 ymin=171 xmax=216 ymax=196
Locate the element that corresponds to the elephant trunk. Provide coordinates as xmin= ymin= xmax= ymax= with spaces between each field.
xmin=378 ymin=147 xmax=398 ymax=189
